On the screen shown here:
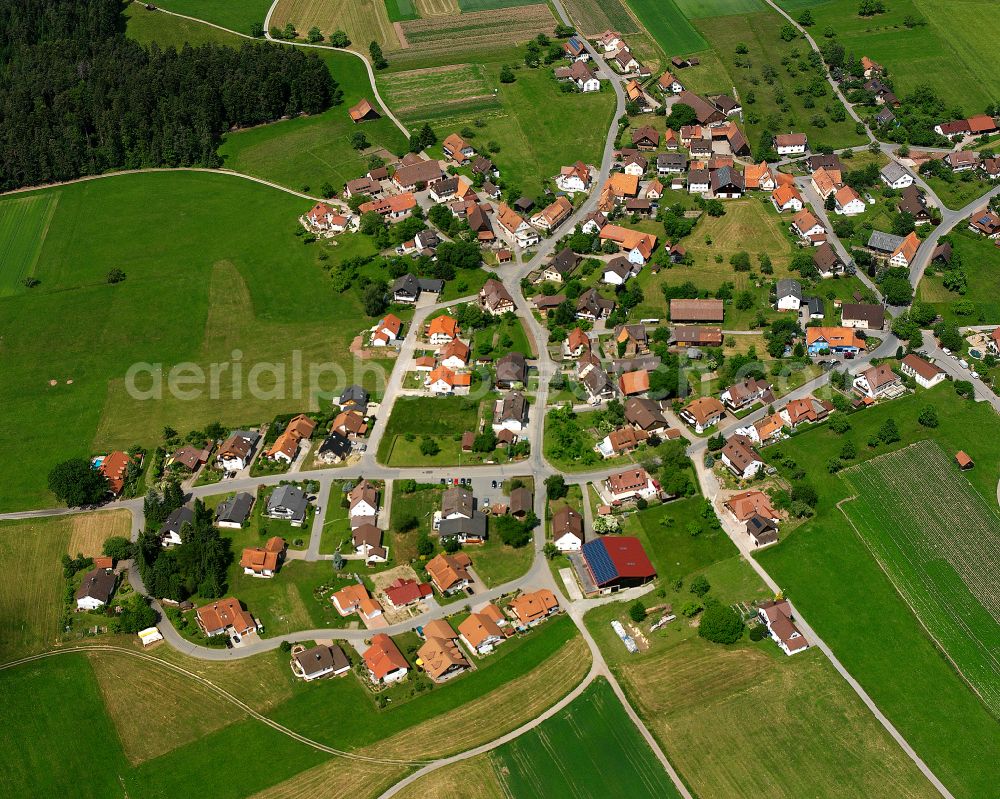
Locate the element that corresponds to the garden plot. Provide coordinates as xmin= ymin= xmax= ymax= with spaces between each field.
xmin=840 ymin=440 xmax=1000 ymax=715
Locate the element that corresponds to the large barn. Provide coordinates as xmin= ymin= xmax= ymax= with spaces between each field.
xmin=582 ymin=536 xmax=656 ymax=592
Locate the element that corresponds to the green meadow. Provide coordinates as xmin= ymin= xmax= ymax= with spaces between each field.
xmin=0 ymin=172 xmax=380 ymax=512
xmin=757 ymin=387 xmax=1000 ymax=799
xmin=624 ymin=0 xmax=709 ymax=54
xmin=145 ymin=0 xmax=273 ymax=34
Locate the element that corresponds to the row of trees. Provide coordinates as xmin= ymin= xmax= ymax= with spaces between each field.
xmin=1 ymin=0 xmax=338 ymax=190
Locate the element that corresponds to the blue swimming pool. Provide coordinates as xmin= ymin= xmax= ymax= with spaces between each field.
xmin=91 ymin=456 xmax=105 ymax=469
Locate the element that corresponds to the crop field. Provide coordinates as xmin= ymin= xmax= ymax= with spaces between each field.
xmin=385 ymin=0 xmax=420 ymax=22
xmin=417 ymin=0 xmax=460 ymax=14
xmin=146 ymin=0 xmax=272 ymax=33
xmin=393 ymin=757 xmax=505 ymax=799
xmin=617 ymin=641 xmax=940 ymax=799
xmin=65 ymin=509 xmax=132 ymax=557
xmin=270 ymin=0 xmax=402 ymax=51
xmin=399 ymin=4 xmax=555 ymax=57
xmin=381 ymin=63 xmax=500 ymax=122
xmin=458 ymin=0 xmax=540 ymax=10
xmin=840 ymin=440 xmax=1000 ymax=715
xmin=0 ymin=193 xmax=58 ymax=296
xmin=561 ymin=0 xmax=641 ymax=35
xmin=490 ymin=678 xmax=682 ymax=798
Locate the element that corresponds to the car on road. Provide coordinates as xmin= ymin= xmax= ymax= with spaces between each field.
xmin=464 ymin=586 xmax=474 ymax=596
xmin=491 ymin=480 xmax=497 ymax=488
xmin=960 ymin=359 xmax=969 ymax=369
xmin=972 ymin=370 xmax=980 ymax=379
xmin=943 ymin=347 xmax=951 ymax=355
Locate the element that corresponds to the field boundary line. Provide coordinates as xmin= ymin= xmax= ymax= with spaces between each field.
xmin=1 ymin=645 xmax=432 ymax=766
xmin=834 ymin=492 xmax=992 ymax=714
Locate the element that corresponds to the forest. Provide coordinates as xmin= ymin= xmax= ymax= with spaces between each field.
xmin=0 ymin=0 xmax=338 ymax=190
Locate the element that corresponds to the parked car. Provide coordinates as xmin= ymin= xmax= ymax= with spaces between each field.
xmin=491 ymin=480 xmax=497 ymax=488
xmin=960 ymin=359 xmax=969 ymax=369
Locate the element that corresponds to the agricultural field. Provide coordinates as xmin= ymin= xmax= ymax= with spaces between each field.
xmin=0 ymin=510 xmax=130 ymax=663
xmin=840 ymin=440 xmax=1000 ymax=715
xmin=382 ymin=63 xmax=501 ymax=122
xmin=385 ymin=0 xmax=421 ymax=23
xmin=271 ymin=0 xmax=401 ymax=51
xmin=417 ymin=0 xmax=460 ymax=15
xmin=758 ymin=388 xmax=1000 ymax=799
xmin=458 ymin=0 xmax=540 ymax=10
xmin=625 ymin=0 xmax=709 ymax=54
xmin=489 ymin=678 xmax=683 ymax=798
xmin=918 ymin=230 xmax=1000 ymax=324
xmin=691 ymin=9 xmax=867 ymax=151
xmin=398 ymin=4 xmax=555 ymax=57
xmin=674 ymin=0 xmax=765 ymax=15
xmin=0 ymin=172 xmax=384 ymax=512
xmin=776 ymin=0 xmax=999 ymax=111
xmin=615 ymin=640 xmax=940 ymax=799
xmin=0 ymin=193 xmax=58 ymax=296
xmin=560 ymin=0 xmax=641 ymax=36
xmin=146 ymin=0 xmax=272 ymax=33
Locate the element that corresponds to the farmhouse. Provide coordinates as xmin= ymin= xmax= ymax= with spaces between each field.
xmin=605 ymin=172 xmax=640 ymax=198
xmin=442 ymin=133 xmax=474 ymax=163
xmin=359 ymin=193 xmax=417 ymax=220
xmin=657 ymin=71 xmax=684 ymax=94
xmin=531 ymin=196 xmax=573 ymax=231
xmin=598 ymin=225 xmax=657 ymax=265
xmin=900 ymin=353 xmax=946 ymax=388
xmin=758 ymin=600 xmax=808 ymax=655
xmin=630 ymin=125 xmax=660 ymax=150
xmin=810 ymin=167 xmax=840 ymax=199
xmin=582 ymin=536 xmax=656 ymax=592
xmin=625 ymin=397 xmax=668 ymax=434
xmin=392 ymin=159 xmax=444 ymax=192
xmin=676 ymin=90 xmax=724 ymax=126
xmin=496 ymin=352 xmax=528 ymax=389
xmin=710 ymin=166 xmax=744 ymax=199
xmin=672 ymin=326 xmax=723 ymax=348
xmin=897 ymin=185 xmax=931 ymax=225
xmin=75 ymin=567 xmax=116 ymax=611
xmin=773 ymin=133 xmax=808 ymax=155
xmin=745 ymin=162 xmax=775 ymax=191
xmin=363 ymin=634 xmax=409 ymax=684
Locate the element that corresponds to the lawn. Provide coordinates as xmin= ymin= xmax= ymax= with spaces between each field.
xmin=625 ymin=0 xmax=709 ymax=54
xmin=0 ymin=192 xmax=58 ymax=296
xmin=920 ymin=172 xmax=994 ymax=211
xmin=488 ymin=677 xmax=683 ymax=798
xmin=0 ymin=171 xmax=387 ymax=512
xmin=377 ymin=395 xmax=484 ymax=466
xmin=757 ymin=386 xmax=1000 ymax=799
xmin=918 ymin=229 xmax=1000 ymax=324
xmin=218 ymin=47 xmax=409 ymax=192
xmin=674 ymin=0 xmax=764 ymax=15
xmin=614 ymin=639 xmax=940 ymax=799
xmin=145 ymin=0 xmax=272 ymax=33
xmin=691 ymin=9 xmax=867 ymax=151
xmin=467 ymin=536 xmax=534 ymax=587
xmin=776 ymin=0 xmax=1000 ymax=111
xmin=839 ymin=440 xmax=1000 ymax=716
xmin=0 ymin=511 xmax=130 ymax=663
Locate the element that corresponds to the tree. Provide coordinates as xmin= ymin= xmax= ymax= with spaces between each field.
xmin=102 ymin=536 xmax=133 ymax=561
xmin=361 ymin=281 xmax=387 ymax=316
xmin=350 ymin=131 xmax=369 ymax=150
xmin=114 ymin=594 xmax=158 ymax=634
xmin=704 ymin=199 xmax=725 ymax=217
xmin=415 ymin=532 xmax=434 ymax=556
xmin=689 ymin=574 xmax=710 ymax=597
xmin=798 ymin=9 xmax=814 ymax=26
xmin=369 ymin=41 xmax=387 ymax=69
xmin=828 ymin=413 xmax=851 ymax=434
xmin=840 ymin=439 xmax=857 ymax=460
xmin=442 ymin=536 xmax=461 ymax=553
xmin=499 ymin=64 xmax=515 ymax=83
xmin=328 ymin=30 xmax=350 ymax=47
xmin=307 ymin=26 xmax=323 ymax=43
xmin=858 ymin=0 xmax=886 ymax=16
xmin=698 ymin=601 xmax=744 ymax=644
xmin=48 ymin=458 xmax=109 ymax=506
xmin=543 ymin=542 xmax=559 ymax=559
xmin=934 ymin=320 xmax=963 ymax=352
xmin=735 ymin=42 xmax=749 ymax=54
xmin=250 ymin=22 xmax=264 ymax=38
xmin=359 ymin=210 xmax=384 ymax=236
xmin=107 ymin=267 xmax=126 ymax=283
xmin=918 ymin=405 xmax=939 ymax=428
xmin=878 ymin=417 xmax=900 ymax=444
xmin=545 ymin=473 xmax=568 ymax=499
xmin=729 ymin=251 xmax=751 ymax=272
xmin=282 ymin=22 xmax=297 ymax=39
xmin=954 ymin=380 xmax=975 ymax=399
xmin=419 ymin=437 xmax=440 ymax=456
xmin=629 ymin=600 xmax=647 ymax=622
xmin=780 ymin=23 xmax=797 ymax=41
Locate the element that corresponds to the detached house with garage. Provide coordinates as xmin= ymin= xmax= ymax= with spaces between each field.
xmin=721 ymin=377 xmax=773 ymax=411
xmin=556 ymin=161 xmax=594 ymax=193
xmin=551 ymin=505 xmax=585 ymax=551
xmin=900 ymin=353 xmax=946 ymax=389
xmin=240 ymin=536 xmax=286 ymax=578
xmin=853 ymin=362 xmax=904 ymax=400
xmin=834 ymin=185 xmax=866 ymax=216
xmin=758 ymin=600 xmax=808 ymax=655
xmin=479 ymin=279 xmax=516 ymax=315
xmin=776 ymin=278 xmax=802 ymax=311
xmin=720 ymin=434 xmax=765 ymax=479
xmin=680 ymin=396 xmax=726 ymax=433
xmin=605 ymin=468 xmax=658 ymax=503
xmin=266 ymin=485 xmax=309 ymax=527
xmin=880 ymin=162 xmax=913 ymax=189
xmin=771 ymin=184 xmax=803 ymax=212
xmin=364 ymin=634 xmax=409 ymax=685
xmin=459 ymin=605 xmax=508 ymax=654
xmin=806 ymin=326 xmax=864 ymax=356
xmin=791 ymin=210 xmax=825 ymax=242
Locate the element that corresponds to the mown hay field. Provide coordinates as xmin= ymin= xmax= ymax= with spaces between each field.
xmin=621 ymin=640 xmax=940 ymax=799
xmin=271 ymin=0 xmax=402 ymax=50
xmin=399 ymin=4 xmax=555 ymax=56
xmin=381 ymin=63 xmax=500 ymax=122
xmin=840 ymin=440 xmax=1000 ymax=715
xmin=624 ymin=0 xmax=708 ymax=54
xmin=0 ymin=193 xmax=58 ymax=296
xmin=415 ymin=0 xmax=458 ymax=14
